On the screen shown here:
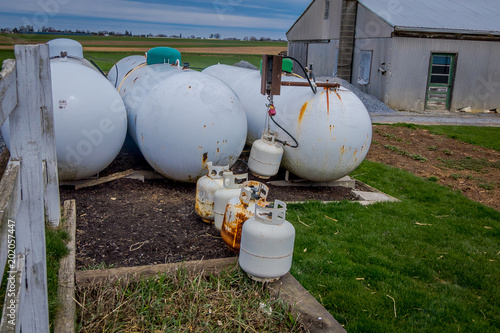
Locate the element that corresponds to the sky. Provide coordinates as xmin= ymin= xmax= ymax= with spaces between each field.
xmin=0 ymin=0 xmax=309 ymax=39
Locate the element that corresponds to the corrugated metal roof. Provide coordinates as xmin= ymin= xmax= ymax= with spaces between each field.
xmin=358 ymin=0 xmax=500 ymax=35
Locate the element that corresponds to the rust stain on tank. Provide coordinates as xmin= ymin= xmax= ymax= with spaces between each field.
xmin=334 ymin=90 xmax=342 ymax=100
xmin=298 ymin=102 xmax=308 ymax=124
xmin=326 ymin=88 xmax=330 ymax=115
xmin=202 ymin=152 xmax=208 ymax=165
xmin=221 ymin=206 xmax=248 ymax=253
xmin=217 ymin=147 xmax=220 ymax=153
xmin=340 ymin=145 xmax=347 ymax=154
xmin=353 ymin=148 xmax=358 ymax=157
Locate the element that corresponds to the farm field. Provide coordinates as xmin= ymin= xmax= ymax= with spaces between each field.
xmin=0 ymin=33 xmax=285 ymax=71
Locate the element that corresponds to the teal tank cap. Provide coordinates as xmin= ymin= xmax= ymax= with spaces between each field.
xmin=282 ymin=58 xmax=293 ymax=73
xmin=147 ymin=47 xmax=181 ymax=65
xmin=259 ymin=57 xmax=293 ymax=73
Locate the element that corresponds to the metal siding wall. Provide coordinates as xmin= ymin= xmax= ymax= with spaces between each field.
xmin=387 ymin=38 xmax=500 ymax=111
xmin=356 ymin=4 xmax=393 ymax=39
xmin=307 ymin=41 xmax=339 ymax=77
xmin=352 ymin=38 xmax=392 ymax=102
xmin=288 ymin=42 xmax=308 ymax=70
xmin=287 ymin=0 xmax=343 ymax=41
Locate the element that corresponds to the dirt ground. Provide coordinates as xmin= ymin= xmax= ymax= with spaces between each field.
xmin=368 ymin=125 xmax=500 ymax=211
xmin=58 ymin=126 xmax=499 ymax=269
xmin=59 ymin=137 xmax=358 ymax=269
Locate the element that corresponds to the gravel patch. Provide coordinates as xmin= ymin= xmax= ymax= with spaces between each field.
xmin=318 ymin=76 xmax=396 ymax=114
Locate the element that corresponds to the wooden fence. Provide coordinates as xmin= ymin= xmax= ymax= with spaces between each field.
xmin=0 ymin=44 xmax=61 ymax=332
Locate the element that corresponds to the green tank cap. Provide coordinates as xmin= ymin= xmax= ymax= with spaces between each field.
xmin=282 ymin=58 xmax=293 ymax=73
xmin=259 ymin=57 xmax=293 ymax=73
xmin=147 ymin=47 xmax=181 ymax=65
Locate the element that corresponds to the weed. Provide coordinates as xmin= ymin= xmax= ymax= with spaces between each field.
xmin=372 ymin=140 xmax=380 ymax=145
xmin=439 ymin=158 xmax=496 ymax=172
xmin=384 ymin=145 xmax=428 ymax=161
xmin=479 ymin=183 xmax=495 ymax=190
xmin=427 ymin=146 xmax=438 ymax=151
xmin=450 ymin=174 xmax=461 ymax=180
xmin=443 ymin=149 xmax=454 ymax=155
xmin=76 ymin=267 xmax=305 ymax=332
xmin=428 ymin=176 xmax=439 ymax=182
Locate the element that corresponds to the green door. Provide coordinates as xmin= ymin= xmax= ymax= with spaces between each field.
xmin=425 ymin=53 xmax=456 ymax=110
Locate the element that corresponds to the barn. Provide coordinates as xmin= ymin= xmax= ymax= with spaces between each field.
xmin=287 ymin=0 xmax=500 ymax=112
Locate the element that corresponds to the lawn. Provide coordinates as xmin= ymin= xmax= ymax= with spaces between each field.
xmin=287 ymin=125 xmax=500 ymax=332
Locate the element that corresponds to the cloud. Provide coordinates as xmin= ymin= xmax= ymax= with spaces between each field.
xmin=3 ymin=0 xmax=298 ymax=31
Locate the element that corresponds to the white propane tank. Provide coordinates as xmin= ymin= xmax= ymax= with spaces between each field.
xmin=107 ymin=49 xmax=247 ymax=182
xmin=248 ymin=130 xmax=284 ymax=179
xmin=221 ymin=182 xmax=269 ymax=253
xmin=1 ymin=39 xmax=128 ymax=181
xmin=203 ymin=64 xmax=372 ymax=182
xmin=195 ymin=162 xmax=229 ymax=223
xmin=213 ymin=172 xmax=248 ymax=231
xmin=239 ymin=200 xmax=295 ymax=282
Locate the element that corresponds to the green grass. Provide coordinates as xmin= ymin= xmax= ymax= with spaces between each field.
xmin=0 ymin=222 xmax=69 ymax=331
xmin=76 ymin=267 xmax=305 ymax=332
xmin=2 ymin=49 xmax=261 ymax=74
xmin=287 ymin=160 xmax=500 ymax=332
xmin=439 ymin=157 xmax=500 ymax=172
xmin=383 ymin=145 xmax=428 ymax=161
xmin=45 ymin=224 xmax=70 ymax=330
xmin=389 ymin=124 xmax=500 ymax=151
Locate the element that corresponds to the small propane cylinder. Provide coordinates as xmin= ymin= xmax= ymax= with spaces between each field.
xmin=195 ymin=162 xmax=229 ymax=223
xmin=239 ymin=200 xmax=295 ymax=282
xmin=221 ymin=181 xmax=269 ymax=253
xmin=248 ymin=130 xmax=284 ymax=179
xmin=213 ymin=172 xmax=248 ymax=231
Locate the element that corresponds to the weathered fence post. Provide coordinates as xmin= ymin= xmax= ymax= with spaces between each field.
xmin=39 ymin=44 xmax=61 ymax=227
xmin=8 ymin=44 xmax=53 ymax=332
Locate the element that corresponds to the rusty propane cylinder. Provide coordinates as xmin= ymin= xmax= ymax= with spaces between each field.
xmin=195 ymin=162 xmax=229 ymax=223
xmin=213 ymin=172 xmax=248 ymax=231
xmin=221 ymin=181 xmax=269 ymax=253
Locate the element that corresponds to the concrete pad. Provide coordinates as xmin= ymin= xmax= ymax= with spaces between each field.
xmin=352 ymin=190 xmax=400 ymax=203
xmin=268 ymin=176 xmax=356 ymax=189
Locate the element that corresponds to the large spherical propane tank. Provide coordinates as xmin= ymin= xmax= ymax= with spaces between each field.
xmin=248 ymin=130 xmax=284 ymax=179
xmin=239 ymin=200 xmax=295 ymax=282
xmin=213 ymin=172 xmax=248 ymax=231
xmin=107 ymin=48 xmax=248 ymax=182
xmin=202 ymin=64 xmax=372 ymax=182
xmin=1 ymin=38 xmax=127 ymax=181
xmin=221 ymin=181 xmax=269 ymax=253
xmin=195 ymin=162 xmax=229 ymax=223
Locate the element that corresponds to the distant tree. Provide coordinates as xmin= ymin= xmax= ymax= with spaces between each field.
xmin=209 ymin=33 xmax=214 ymax=38
xmin=243 ymin=36 xmax=249 ymax=41
xmin=249 ymin=36 xmax=257 ymax=41
xmin=214 ymin=33 xmax=221 ymax=39
xmin=190 ymin=35 xmax=195 ymax=39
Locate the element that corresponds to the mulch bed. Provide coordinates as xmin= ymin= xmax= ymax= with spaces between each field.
xmin=59 ymin=136 xmax=363 ymax=269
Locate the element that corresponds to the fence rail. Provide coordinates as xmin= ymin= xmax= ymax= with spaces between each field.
xmin=0 ymin=44 xmax=60 ymax=333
